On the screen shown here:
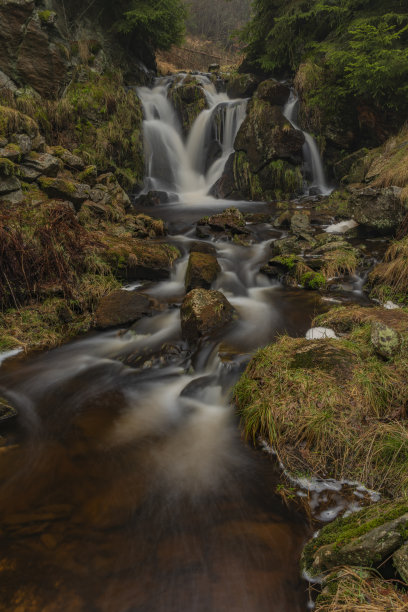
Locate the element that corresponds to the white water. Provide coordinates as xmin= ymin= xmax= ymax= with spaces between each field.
xmin=283 ymin=92 xmax=332 ymax=196
xmin=138 ymin=75 xmax=247 ymax=202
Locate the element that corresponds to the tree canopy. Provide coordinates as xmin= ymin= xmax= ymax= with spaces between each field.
xmin=242 ymin=0 xmax=408 ymax=115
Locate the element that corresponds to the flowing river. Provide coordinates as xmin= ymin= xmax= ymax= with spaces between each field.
xmin=0 ymin=74 xmax=361 ymax=611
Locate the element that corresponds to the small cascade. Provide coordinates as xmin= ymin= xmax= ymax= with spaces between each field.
xmin=137 ymin=75 xmax=247 ymax=202
xmin=284 ymin=92 xmax=332 ymax=196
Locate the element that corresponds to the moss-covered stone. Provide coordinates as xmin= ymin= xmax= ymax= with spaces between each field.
xmin=181 ymin=288 xmax=235 ymax=343
xmin=185 ymin=251 xmax=221 ymax=292
xmin=168 ymin=77 xmax=207 ymax=135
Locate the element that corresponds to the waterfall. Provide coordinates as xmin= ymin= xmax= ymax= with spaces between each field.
xmin=137 ymin=75 xmax=247 ymax=202
xmin=283 ymin=92 xmax=332 ymax=196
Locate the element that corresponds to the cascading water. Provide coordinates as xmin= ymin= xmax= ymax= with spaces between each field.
xmin=137 ymin=74 xmax=247 ymax=202
xmin=284 ymin=91 xmax=332 ymax=196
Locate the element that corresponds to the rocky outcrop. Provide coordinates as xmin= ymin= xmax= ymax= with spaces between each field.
xmin=180 ymin=289 xmax=235 ymax=343
xmin=212 ymin=82 xmax=304 ymax=201
xmin=349 ymin=186 xmax=404 ymax=233
xmin=168 ymin=77 xmax=207 ymax=135
xmin=95 ymin=290 xmax=153 ymax=329
xmin=226 ymin=73 xmax=259 ymax=99
xmin=0 ymin=0 xmax=69 ymax=97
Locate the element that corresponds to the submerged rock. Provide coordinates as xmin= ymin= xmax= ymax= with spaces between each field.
xmin=180 ymin=288 xmax=235 ymax=343
xmin=95 ymin=290 xmax=153 ymax=329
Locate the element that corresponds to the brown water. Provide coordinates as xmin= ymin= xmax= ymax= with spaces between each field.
xmin=0 ymin=201 xmax=350 ymax=612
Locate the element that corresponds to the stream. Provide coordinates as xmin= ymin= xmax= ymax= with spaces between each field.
xmin=0 ymin=75 xmax=367 ymax=611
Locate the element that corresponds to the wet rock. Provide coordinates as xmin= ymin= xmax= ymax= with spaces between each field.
xmin=310 ymin=513 xmax=408 ymax=574
xmin=95 ymin=290 xmax=153 ymax=329
xmin=37 ymin=176 xmax=90 ymax=207
xmin=349 ymin=186 xmax=404 ymax=233
xmin=0 ymin=396 xmax=18 ymax=422
xmin=25 ymin=151 xmax=61 ymax=176
xmin=168 ymin=77 xmax=207 ymax=135
xmin=291 ymin=211 xmax=311 ymax=236
xmin=271 ymin=236 xmax=302 ymax=256
xmin=185 ymin=251 xmax=221 ymax=292
xmin=273 ymin=210 xmax=292 ymax=228
xmin=198 ymin=207 xmax=247 ymax=235
xmin=226 ymin=73 xmax=259 ymax=99
xmin=235 ymin=100 xmax=305 ymax=171
xmin=135 ymin=190 xmax=169 ymax=207
xmin=123 ymin=241 xmax=180 ymax=281
xmin=180 ymin=289 xmax=235 ymax=343
xmin=259 ymin=263 xmax=281 ymax=279
xmin=371 ymin=321 xmax=401 ymax=360
xmin=393 ymin=541 xmax=408 ymax=583
xmin=189 ymin=241 xmax=217 ymax=255
xmin=255 ymin=79 xmax=290 ymax=107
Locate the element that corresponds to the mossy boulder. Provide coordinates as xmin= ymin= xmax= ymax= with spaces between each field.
xmin=168 ymin=78 xmax=207 ymax=135
xmin=235 ymin=99 xmax=305 ymax=171
xmin=180 ymin=289 xmax=235 ymax=343
xmin=185 ymin=251 xmax=221 ymax=292
xmin=198 ymin=207 xmax=247 ymax=235
xmin=95 ymin=290 xmax=153 ymax=329
xmin=24 ymin=152 xmax=61 ymax=177
xmin=349 ymin=186 xmax=404 ymax=233
xmin=37 ymin=176 xmax=90 ymax=207
xmin=302 ymin=500 xmax=408 ymax=577
xmin=226 ymin=73 xmax=259 ymax=99
xmin=255 ymin=79 xmax=290 ymax=106
xmin=105 ymin=239 xmax=180 ymax=282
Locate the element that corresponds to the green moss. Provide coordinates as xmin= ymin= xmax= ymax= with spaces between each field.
xmin=0 ymin=157 xmax=18 ymax=176
xmin=270 ymin=254 xmax=298 ymax=270
xmin=38 ymin=10 xmax=54 ymax=23
xmin=302 ymin=499 xmax=408 ymax=573
xmin=78 ymin=165 xmax=97 ymax=182
xmin=300 ymin=270 xmax=326 ymax=289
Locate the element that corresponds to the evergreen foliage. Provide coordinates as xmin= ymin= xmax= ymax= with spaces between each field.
xmin=242 ymin=0 xmax=408 ymax=114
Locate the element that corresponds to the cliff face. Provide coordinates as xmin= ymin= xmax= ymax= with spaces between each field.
xmin=0 ymin=0 xmax=155 ymax=99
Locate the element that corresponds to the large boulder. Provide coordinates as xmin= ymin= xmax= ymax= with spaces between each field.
xmin=180 ymin=289 xmax=235 ymax=343
xmin=95 ymin=290 xmax=153 ymax=329
xmin=235 ymin=99 xmax=305 ymax=171
xmin=24 ymin=152 xmax=61 ymax=177
xmin=371 ymin=321 xmax=401 ymax=360
xmin=185 ymin=251 xmax=220 ymax=292
xmin=168 ymin=77 xmax=207 ymax=135
xmin=105 ymin=240 xmax=180 ymax=282
xmin=349 ymin=186 xmax=404 ymax=233
xmin=255 ymin=79 xmax=290 ymax=107
xmin=0 ymin=1 xmax=69 ymax=97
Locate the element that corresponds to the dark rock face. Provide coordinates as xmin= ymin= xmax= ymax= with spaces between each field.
xmin=95 ymin=290 xmax=152 ymax=329
xmin=0 ymin=396 xmax=18 ymax=422
xmin=255 ymin=79 xmax=290 ymax=107
xmin=235 ymin=100 xmax=304 ymax=171
xmin=212 ymin=84 xmax=304 ymax=201
xmin=0 ymin=1 xmax=69 ymax=98
xmin=134 ymin=190 xmax=170 ymax=207
xmin=180 ymin=289 xmax=235 ymax=343
xmin=168 ymin=77 xmax=207 ymax=135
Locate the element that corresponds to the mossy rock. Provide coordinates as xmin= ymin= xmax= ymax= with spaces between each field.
xmin=168 ymin=79 xmax=207 ymax=135
xmin=103 ymin=238 xmax=180 ymax=282
xmin=37 ymin=176 xmax=90 ymax=206
xmin=302 ymin=499 xmax=408 ymax=577
xmin=185 ymin=251 xmax=221 ymax=292
xmin=0 ymin=106 xmax=39 ymax=139
xmin=181 ymin=288 xmax=235 ymax=343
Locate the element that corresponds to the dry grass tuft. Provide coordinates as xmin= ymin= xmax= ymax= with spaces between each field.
xmin=323 ymin=248 xmax=359 ymax=279
xmin=234 ymin=326 xmax=408 ymax=496
xmin=314 ymin=567 xmax=408 ymax=612
xmin=369 ymin=236 xmax=408 ymax=303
